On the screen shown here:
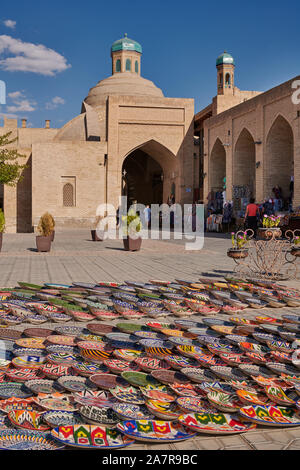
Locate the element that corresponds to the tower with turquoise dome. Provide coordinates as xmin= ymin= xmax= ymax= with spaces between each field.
xmin=111 ymin=33 xmax=142 ymax=76
xmin=216 ymin=51 xmax=235 ymax=96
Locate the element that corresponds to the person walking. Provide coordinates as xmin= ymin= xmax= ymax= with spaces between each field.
xmin=144 ymin=205 xmax=151 ymax=229
xmin=244 ymin=198 xmax=259 ymax=238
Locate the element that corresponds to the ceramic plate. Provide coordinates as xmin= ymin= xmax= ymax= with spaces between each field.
xmin=57 ymin=376 xmax=95 ymax=393
xmin=15 ymin=338 xmax=46 ymax=349
xmin=182 ymin=368 xmax=216 ymax=383
xmin=12 ymin=356 xmax=46 ymax=369
xmin=79 ymin=405 xmax=119 ymax=426
xmin=90 ymin=373 xmax=129 ymax=390
xmin=265 ymin=385 xmax=297 ymax=406
xmin=239 ymin=405 xmax=300 ymax=426
xmin=0 ymin=429 xmax=65 ymax=450
xmin=25 ymin=379 xmax=62 ymax=395
xmin=176 ymin=396 xmax=216 ymax=413
xmin=178 ymin=412 xmax=256 ymax=434
xmin=121 ymin=372 xmax=160 ymax=388
xmin=117 ymin=420 xmax=196 ymax=443
xmin=110 ymin=386 xmax=145 ymax=405
xmin=43 ymin=410 xmax=84 ymax=428
xmin=134 ymin=357 xmax=170 ymax=372
xmin=51 ymin=425 xmax=134 ymax=449
xmin=145 ymin=400 xmax=181 ymax=420
xmin=8 ymin=409 xmax=50 ymax=432
xmin=0 ymin=382 xmax=32 ymax=399
xmin=151 ymin=370 xmax=190 ymax=385
xmin=113 ymin=349 xmax=144 ymax=361
xmin=210 ymin=366 xmax=247 ymax=382
xmin=113 ymin=403 xmax=154 ymax=420
xmin=236 ymin=389 xmax=270 ymax=406
xmin=207 ymin=391 xmax=242 ymax=412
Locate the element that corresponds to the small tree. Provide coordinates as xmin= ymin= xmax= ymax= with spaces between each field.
xmin=0 ymin=132 xmax=27 ymax=186
xmin=37 ymin=213 xmax=55 ymax=237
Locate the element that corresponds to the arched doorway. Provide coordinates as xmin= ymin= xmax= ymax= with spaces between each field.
xmin=122 ymin=150 xmax=163 ymax=206
xmin=265 ymin=115 xmax=294 ymax=204
xmin=121 ymin=140 xmax=176 ymax=207
xmin=210 ymin=138 xmax=226 ymax=192
xmin=234 ymin=128 xmax=256 ymax=197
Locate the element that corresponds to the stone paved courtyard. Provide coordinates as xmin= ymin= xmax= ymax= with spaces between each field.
xmin=0 ymin=229 xmax=300 ymax=450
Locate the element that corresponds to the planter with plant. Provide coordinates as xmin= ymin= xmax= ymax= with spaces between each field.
xmin=36 ymin=212 xmax=55 ymax=252
xmin=227 ymin=231 xmax=250 ymax=259
xmin=122 ymin=209 xmax=142 ymax=251
xmin=0 ymin=210 xmax=5 ymax=252
xmin=291 ymin=236 xmax=300 ymax=257
xmin=258 ymin=215 xmax=282 ymax=239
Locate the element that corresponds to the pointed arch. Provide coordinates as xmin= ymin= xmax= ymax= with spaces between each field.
xmin=233 ymin=128 xmax=256 ymax=198
xmin=265 ymin=114 xmax=294 ymax=202
xmin=210 ymin=138 xmax=226 ymax=191
xmin=121 ymin=139 xmax=177 ymax=206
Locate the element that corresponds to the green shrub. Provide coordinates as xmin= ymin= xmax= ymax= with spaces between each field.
xmin=122 ymin=209 xmax=142 ymax=237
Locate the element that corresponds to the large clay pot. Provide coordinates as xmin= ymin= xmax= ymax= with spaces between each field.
xmin=91 ymin=230 xmax=104 ymax=242
xmin=36 ymin=235 xmax=52 ymax=253
xmin=123 ymin=237 xmax=142 ymax=252
xmin=0 ymin=233 xmax=2 ymax=252
xmin=227 ymin=248 xmax=249 ymax=259
xmin=258 ymin=227 xmax=281 ymax=240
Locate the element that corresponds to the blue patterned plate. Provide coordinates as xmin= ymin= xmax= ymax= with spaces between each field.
xmin=117 ymin=420 xmax=196 ymax=442
xmin=43 ymin=410 xmax=84 ymax=428
xmin=0 ymin=429 xmax=65 ymax=450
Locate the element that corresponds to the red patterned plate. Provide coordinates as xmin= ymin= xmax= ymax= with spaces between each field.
xmin=134 ymin=357 xmax=170 ymax=373
xmin=103 ymin=359 xmax=141 ymax=374
xmin=40 ymin=364 xmax=76 ymax=379
xmin=6 ymin=368 xmax=43 ymax=382
xmin=169 ymin=383 xmax=199 ymax=397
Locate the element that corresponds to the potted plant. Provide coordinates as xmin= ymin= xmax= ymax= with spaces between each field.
xmin=91 ymin=215 xmax=105 ymax=242
xmin=0 ymin=210 xmax=5 ymax=252
xmin=227 ymin=231 xmax=250 ymax=259
xmin=36 ymin=212 xmax=55 ymax=252
xmin=291 ymin=236 xmax=300 ymax=257
xmin=258 ymin=215 xmax=282 ymax=239
xmin=122 ymin=209 xmax=142 ymax=251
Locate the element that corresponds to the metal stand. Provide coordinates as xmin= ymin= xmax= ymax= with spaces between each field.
xmin=230 ymin=229 xmax=300 ymax=281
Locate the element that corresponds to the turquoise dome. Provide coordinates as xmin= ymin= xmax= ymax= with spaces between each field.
xmin=216 ymin=51 xmax=235 ymax=66
xmin=111 ymin=34 xmax=142 ymax=54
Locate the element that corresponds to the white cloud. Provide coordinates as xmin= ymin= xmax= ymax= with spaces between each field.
xmin=8 ymin=90 xmax=23 ymax=99
xmin=45 ymin=96 xmax=66 ymax=110
xmin=0 ymin=35 xmax=71 ymax=76
xmin=3 ymin=20 xmax=16 ymax=30
xmin=6 ymin=90 xmax=36 ymax=113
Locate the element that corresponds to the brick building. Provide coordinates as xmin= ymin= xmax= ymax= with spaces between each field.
xmin=195 ymin=52 xmax=300 ymax=214
xmin=1 ymin=35 xmax=195 ymax=233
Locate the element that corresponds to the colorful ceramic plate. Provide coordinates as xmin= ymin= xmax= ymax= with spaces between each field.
xmin=110 ymin=386 xmax=145 ymax=405
xmin=113 ymin=403 xmax=154 ymax=420
xmin=25 ymin=379 xmax=62 ymax=395
xmin=79 ymin=405 xmax=119 ymax=426
xmin=236 ymin=389 xmax=270 ymax=406
xmin=12 ymin=356 xmax=46 ymax=369
xmin=206 ymin=391 xmax=243 ymax=412
xmin=134 ymin=357 xmax=170 ymax=372
xmin=145 ymin=400 xmax=181 ymax=420
xmin=90 ymin=373 xmax=129 ymax=390
xmin=182 ymin=368 xmax=216 ymax=383
xmin=121 ymin=372 xmax=160 ymax=388
xmin=178 ymin=412 xmax=256 ymax=434
xmin=0 ymin=382 xmax=32 ymax=399
xmin=117 ymin=420 xmax=196 ymax=443
xmin=8 ymin=409 xmax=50 ymax=432
xmin=0 ymin=429 xmax=65 ymax=450
xmin=15 ymin=338 xmax=46 ymax=349
xmin=51 ymin=425 xmax=134 ymax=449
xmin=265 ymin=385 xmax=297 ymax=406
xmin=57 ymin=376 xmax=95 ymax=393
xmin=176 ymin=396 xmax=216 ymax=413
xmin=239 ymin=405 xmax=300 ymax=426
xmin=151 ymin=370 xmax=190 ymax=385
xmin=42 ymin=410 xmax=84 ymax=428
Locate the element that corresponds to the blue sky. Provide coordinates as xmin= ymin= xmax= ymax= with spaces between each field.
xmin=0 ymin=0 xmax=299 ymax=128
